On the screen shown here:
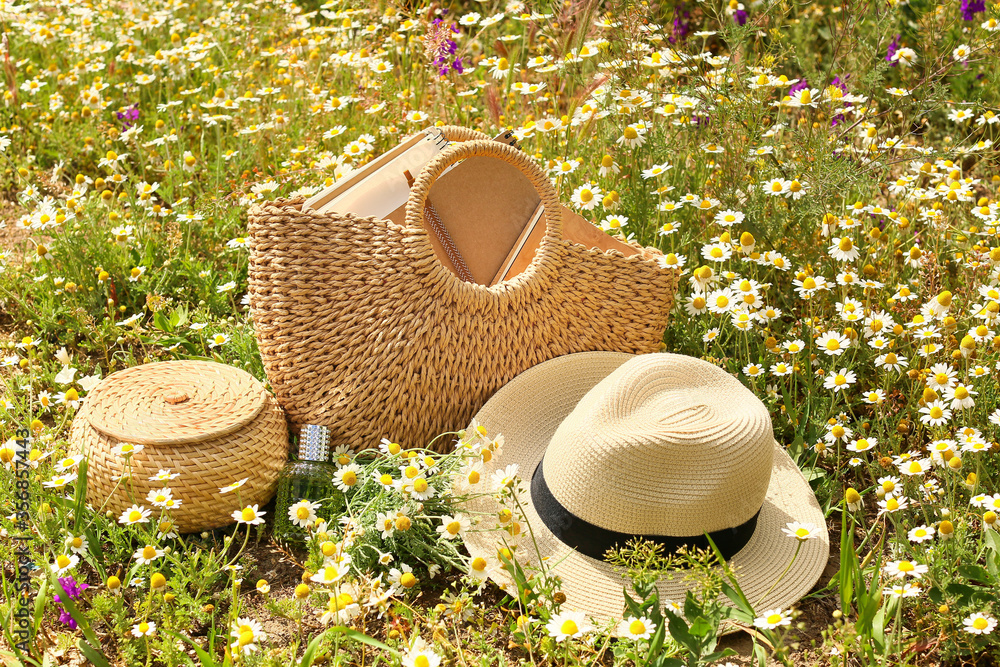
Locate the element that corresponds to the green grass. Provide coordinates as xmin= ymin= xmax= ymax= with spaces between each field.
xmin=2 ymin=0 xmax=1000 ymax=664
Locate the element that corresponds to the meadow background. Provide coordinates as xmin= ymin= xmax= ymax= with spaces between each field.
xmin=1 ymin=0 xmax=1000 ymax=664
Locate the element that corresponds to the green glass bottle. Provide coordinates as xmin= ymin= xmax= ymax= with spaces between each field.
xmin=274 ymin=424 xmax=336 ymax=541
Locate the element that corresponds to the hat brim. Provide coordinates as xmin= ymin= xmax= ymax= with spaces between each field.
xmin=460 ymin=351 xmax=829 ymax=630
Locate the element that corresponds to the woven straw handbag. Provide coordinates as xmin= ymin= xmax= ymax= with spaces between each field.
xmin=247 ymin=127 xmax=680 ymax=452
xmin=70 ymin=361 xmax=288 ymax=533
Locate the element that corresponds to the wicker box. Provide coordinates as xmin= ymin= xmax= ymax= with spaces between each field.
xmin=70 ymin=360 xmax=288 ymax=533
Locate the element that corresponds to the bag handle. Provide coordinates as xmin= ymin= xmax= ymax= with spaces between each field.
xmin=403 ymin=139 xmax=563 ymax=282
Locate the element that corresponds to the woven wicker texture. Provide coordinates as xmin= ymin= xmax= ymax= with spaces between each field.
xmin=460 ymin=352 xmax=829 ymax=630
xmin=70 ymin=361 xmax=288 ymax=533
xmin=247 ymin=127 xmax=680 ymax=452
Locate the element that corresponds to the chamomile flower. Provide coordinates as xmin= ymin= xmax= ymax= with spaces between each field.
xmin=823 ymin=369 xmax=856 ymax=392
xmin=333 ymin=463 xmax=362 ymax=492
xmin=883 ymin=560 xmax=929 ymax=579
xmin=908 ymin=525 xmax=935 ymax=543
xmin=781 ymin=522 xmax=820 ymax=541
xmin=288 ymin=499 xmax=320 ymax=527
xmin=919 ymin=400 xmax=952 ymax=426
xmin=571 ymin=184 xmax=602 ymax=211
xmin=753 ymin=609 xmax=791 ymax=629
xmin=963 ymin=613 xmax=997 ymax=635
xmin=546 ymin=610 xmax=593 ymax=641
xmin=816 ymin=332 xmax=850 ymax=356
xmin=619 ymin=616 xmax=655 ymax=639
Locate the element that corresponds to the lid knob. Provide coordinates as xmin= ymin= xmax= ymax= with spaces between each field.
xmin=163 ymin=390 xmax=190 ymax=405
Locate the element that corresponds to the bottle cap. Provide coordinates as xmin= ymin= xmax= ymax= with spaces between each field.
xmin=298 ymin=424 xmax=330 ymax=462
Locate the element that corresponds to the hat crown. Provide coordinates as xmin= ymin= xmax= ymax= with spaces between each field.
xmin=540 ymin=354 xmax=773 ymax=537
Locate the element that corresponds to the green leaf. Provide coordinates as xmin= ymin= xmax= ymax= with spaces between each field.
xmin=946 ymin=582 xmax=978 ymax=606
xmin=957 ymin=564 xmax=993 ymax=585
xmin=328 ymin=627 xmax=400 ymax=656
xmin=800 ymin=467 xmax=826 ymax=482
xmin=688 ymin=615 xmax=715 ymax=638
xmin=753 ymin=642 xmax=768 ymax=667
xmin=153 ymin=311 xmax=173 ymax=333
xmin=682 ymin=591 xmax=702 ymax=621
xmin=647 ymin=619 xmax=667 ymax=659
xmin=76 ymin=638 xmax=113 ymax=667
xmin=297 ymin=630 xmax=329 ymax=667
xmin=33 ymin=578 xmax=48 ymax=638
xmin=663 ymin=608 xmax=697 ymax=655
xmin=162 ymin=629 xmax=223 ymax=667
xmin=703 ymin=648 xmax=737 ymax=663
xmin=839 ymin=510 xmax=855 ymax=614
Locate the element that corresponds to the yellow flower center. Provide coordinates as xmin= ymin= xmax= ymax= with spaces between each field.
xmin=142 ymin=546 xmax=157 ymax=559
xmin=955 ymin=387 xmax=969 ymax=400
xmin=560 ymin=619 xmax=579 ymax=635
xmin=341 ymin=471 xmax=357 ymax=486
xmin=239 ymin=630 xmax=254 ymax=646
xmin=447 ymin=520 xmax=461 ymax=535
xmin=716 ymin=295 xmax=729 ymax=308
xmin=139 ymin=623 xmax=150 ymax=634
xmin=405 ymin=465 xmax=419 ymax=479
xmin=898 ymin=561 xmax=914 ymax=572
xmin=803 ymin=277 xmax=816 ymax=289
xmin=827 ymin=339 xmax=841 ymax=351
xmin=930 ymin=407 xmax=943 ymax=419
xmin=834 ymin=374 xmax=847 ymax=386
xmin=471 ymin=557 xmax=487 ymax=572
xmin=795 ymin=527 xmax=810 ymax=538
xmin=886 ymin=498 xmax=899 ymax=510
xmin=128 ymin=510 xmax=142 ymax=522
xmin=467 ymin=470 xmax=480 ymax=484
xmin=579 ymin=189 xmax=593 ymax=203
xmin=413 ymin=478 xmax=429 ymax=493
xmin=974 ymin=618 xmax=989 ymax=630
xmin=629 ymin=619 xmax=647 ymax=635
xmin=296 ymin=506 xmax=311 ymax=520
xmin=624 ymin=127 xmax=638 ymax=140
xmin=56 ymin=555 xmax=71 ymax=568
xmin=241 ymin=508 xmax=256 ymax=521
xmin=414 ymin=657 xmax=430 ymax=667
xmin=400 ymin=572 xmax=417 ymax=588
xmin=766 ymin=613 xmax=782 ymax=625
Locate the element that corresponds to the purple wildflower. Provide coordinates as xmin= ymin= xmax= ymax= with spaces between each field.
xmin=734 ymin=9 xmax=748 ymax=25
xmin=58 ymin=608 xmax=78 ymax=630
xmin=53 ymin=576 xmax=88 ymax=630
xmin=830 ymin=75 xmax=849 ymax=91
xmin=961 ymin=0 xmax=985 ymax=20
xmin=789 ymin=79 xmax=809 ymax=94
xmin=115 ymin=105 xmax=140 ymax=130
xmin=423 ymin=18 xmax=463 ymax=76
xmin=53 ymin=576 xmax=89 ymax=603
xmin=885 ymin=34 xmax=901 ymax=67
xmin=670 ymin=2 xmax=692 ymax=43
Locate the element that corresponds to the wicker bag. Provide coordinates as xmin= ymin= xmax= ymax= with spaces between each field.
xmin=70 ymin=361 xmax=288 ymax=533
xmin=247 ymin=130 xmax=680 ymax=452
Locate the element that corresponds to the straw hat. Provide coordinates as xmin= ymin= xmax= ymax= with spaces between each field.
xmin=459 ymin=352 xmax=828 ymax=628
